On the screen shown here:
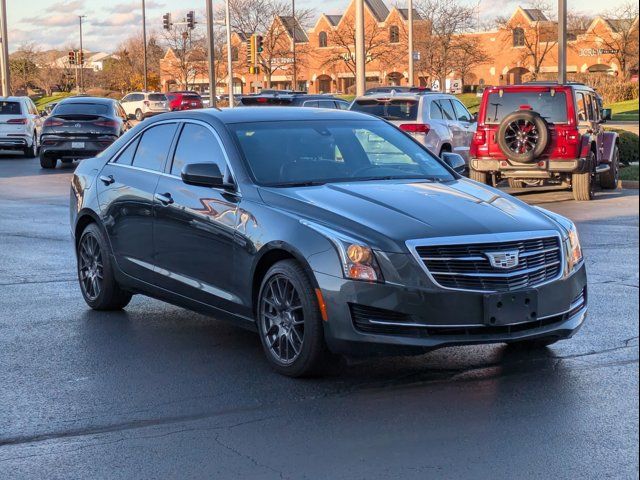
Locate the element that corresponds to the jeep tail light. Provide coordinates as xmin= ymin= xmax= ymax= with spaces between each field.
xmin=473 ymin=130 xmax=487 ymax=145
xmin=565 ymin=129 xmax=579 ymax=144
xmin=7 ymin=118 xmax=27 ymax=124
xmin=400 ymin=123 xmax=430 ymax=134
xmin=43 ymin=117 xmax=64 ymax=127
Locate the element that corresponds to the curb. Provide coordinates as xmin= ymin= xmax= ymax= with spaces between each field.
xmin=619 ymin=180 xmax=639 ymax=189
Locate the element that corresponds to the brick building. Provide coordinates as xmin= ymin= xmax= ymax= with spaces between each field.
xmin=159 ymin=2 xmax=638 ymax=95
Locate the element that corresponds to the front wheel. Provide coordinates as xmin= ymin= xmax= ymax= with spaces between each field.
xmin=599 ymin=146 xmax=619 ymax=190
xmin=77 ymin=223 xmax=132 ymax=310
xmin=257 ymin=260 xmax=335 ymax=377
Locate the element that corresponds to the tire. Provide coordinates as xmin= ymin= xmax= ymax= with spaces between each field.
xmin=39 ymin=153 xmax=57 ymax=169
xmin=23 ymin=133 xmax=37 ymax=158
xmin=135 ymin=109 xmax=144 ymax=122
xmin=77 ymin=223 xmax=132 ymax=311
xmin=572 ymin=151 xmax=595 ymax=201
xmin=497 ymin=110 xmax=549 ymax=163
xmin=599 ymin=145 xmax=619 ymax=190
xmin=509 ymin=337 xmax=560 ymax=349
xmin=256 ymin=259 xmax=335 ymax=377
xmin=469 ymin=167 xmax=491 ymax=185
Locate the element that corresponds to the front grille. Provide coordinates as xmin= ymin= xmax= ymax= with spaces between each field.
xmin=412 ymin=235 xmax=563 ymax=292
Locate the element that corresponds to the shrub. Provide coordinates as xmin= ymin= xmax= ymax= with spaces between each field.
xmin=530 ymin=72 xmax=639 ymax=104
xmin=606 ymin=128 xmax=640 ymax=165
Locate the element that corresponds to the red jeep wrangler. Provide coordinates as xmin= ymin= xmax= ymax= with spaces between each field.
xmin=469 ymin=83 xmax=619 ymax=201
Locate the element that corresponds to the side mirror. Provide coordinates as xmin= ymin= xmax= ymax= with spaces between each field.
xmin=441 ymin=152 xmax=467 ymax=174
xmin=472 ymin=112 xmax=478 ymax=123
xmin=181 ymin=162 xmax=225 ymax=188
xmin=601 ymin=108 xmax=612 ymax=122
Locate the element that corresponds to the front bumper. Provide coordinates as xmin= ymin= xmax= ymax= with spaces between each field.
xmin=471 ymin=157 xmax=588 ymax=176
xmin=316 ymin=264 xmax=587 ymax=356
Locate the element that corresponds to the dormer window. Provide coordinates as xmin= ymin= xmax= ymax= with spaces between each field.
xmin=390 ymin=26 xmax=400 ymax=43
xmin=319 ymin=31 xmax=328 ymax=48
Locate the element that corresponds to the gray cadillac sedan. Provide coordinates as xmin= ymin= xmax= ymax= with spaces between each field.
xmin=70 ymin=107 xmax=587 ymax=377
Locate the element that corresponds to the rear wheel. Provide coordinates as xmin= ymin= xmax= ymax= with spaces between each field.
xmin=599 ymin=145 xmax=619 ymax=190
xmin=77 ymin=223 xmax=132 ymax=310
xmin=572 ymin=151 xmax=595 ymax=201
xmin=469 ymin=167 xmax=491 ymax=185
xmin=39 ymin=153 xmax=57 ymax=169
xmin=257 ymin=259 xmax=335 ymax=377
xmin=23 ymin=133 xmax=37 ymax=158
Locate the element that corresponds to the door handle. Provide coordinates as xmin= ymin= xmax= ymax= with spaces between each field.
xmin=154 ymin=192 xmax=174 ymax=205
xmin=99 ymin=175 xmax=114 ymax=185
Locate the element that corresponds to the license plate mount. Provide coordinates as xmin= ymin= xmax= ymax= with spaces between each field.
xmin=71 ymin=142 xmax=85 ymax=149
xmin=483 ymin=289 xmax=538 ymax=326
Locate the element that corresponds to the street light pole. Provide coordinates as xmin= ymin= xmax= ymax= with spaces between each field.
xmin=292 ymin=0 xmax=297 ymax=90
xmin=0 ymin=0 xmax=10 ymax=96
xmin=78 ymin=15 xmax=86 ymax=92
xmin=557 ymin=0 xmax=567 ymax=84
xmin=225 ymin=0 xmax=234 ymax=107
xmin=142 ymin=0 xmax=148 ymax=91
xmin=408 ymin=0 xmax=414 ymax=87
xmin=205 ymin=0 xmax=217 ymax=108
xmin=355 ymin=0 xmax=365 ymax=96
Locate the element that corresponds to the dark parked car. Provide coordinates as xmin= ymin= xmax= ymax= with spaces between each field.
xmin=40 ymin=97 xmax=130 ymax=169
xmin=166 ymin=91 xmax=203 ymax=111
xmin=239 ymin=92 xmax=349 ymax=109
xmin=71 ymin=108 xmax=587 ymax=376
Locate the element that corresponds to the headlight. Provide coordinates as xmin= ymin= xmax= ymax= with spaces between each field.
xmin=533 ymin=206 xmax=583 ymax=273
xmin=301 ymin=220 xmax=383 ymax=282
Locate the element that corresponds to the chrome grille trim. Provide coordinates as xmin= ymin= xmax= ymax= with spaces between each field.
xmin=406 ymin=230 xmax=565 ymax=293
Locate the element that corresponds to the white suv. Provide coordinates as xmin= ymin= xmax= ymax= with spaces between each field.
xmin=121 ymin=92 xmax=170 ymax=121
xmin=0 ymin=96 xmax=43 ymax=157
xmin=350 ymin=92 xmax=476 ymax=161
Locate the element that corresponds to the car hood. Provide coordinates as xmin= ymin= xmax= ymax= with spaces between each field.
xmin=258 ymin=179 xmax=560 ymax=253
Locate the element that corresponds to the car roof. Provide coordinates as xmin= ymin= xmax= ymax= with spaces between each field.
xmin=354 ymin=92 xmax=443 ymax=101
xmin=58 ymin=96 xmax=115 ymax=105
xmin=150 ymin=107 xmax=376 ymax=125
xmin=0 ymin=96 xmax=28 ymax=102
xmin=486 ymin=83 xmax=594 ymax=92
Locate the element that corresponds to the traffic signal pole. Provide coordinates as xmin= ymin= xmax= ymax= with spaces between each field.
xmin=355 ymin=0 xmax=365 ymax=96
xmin=205 ymin=0 xmax=217 ymax=108
xmin=142 ymin=0 xmax=148 ymax=91
xmin=0 ymin=0 xmax=10 ymax=96
xmin=78 ymin=15 xmax=86 ymax=92
xmin=408 ymin=0 xmax=414 ymax=87
xmin=225 ymin=0 xmax=234 ymax=107
xmin=558 ymin=0 xmax=567 ymax=84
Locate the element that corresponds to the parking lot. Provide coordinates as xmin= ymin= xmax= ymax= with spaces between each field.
xmin=0 ymin=154 xmax=638 ymax=479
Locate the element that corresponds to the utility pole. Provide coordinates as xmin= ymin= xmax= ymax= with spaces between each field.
xmin=292 ymin=0 xmax=297 ymax=90
xmin=408 ymin=0 xmax=414 ymax=87
xmin=0 ymin=0 xmax=10 ymax=96
xmin=355 ymin=0 xmax=365 ymax=96
xmin=78 ymin=15 xmax=86 ymax=92
xmin=142 ymin=0 xmax=148 ymax=91
xmin=225 ymin=0 xmax=234 ymax=107
xmin=205 ymin=0 xmax=217 ymax=107
xmin=557 ymin=0 xmax=567 ymax=84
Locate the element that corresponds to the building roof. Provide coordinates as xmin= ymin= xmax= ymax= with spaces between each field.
xmin=397 ymin=8 xmax=422 ymax=21
xmin=326 ymin=15 xmax=343 ymax=26
xmin=603 ymin=18 xmax=637 ymax=33
xmin=365 ymin=0 xmax=390 ymax=22
xmin=522 ymin=8 xmax=548 ymax=22
xmin=279 ymin=16 xmax=309 ymax=43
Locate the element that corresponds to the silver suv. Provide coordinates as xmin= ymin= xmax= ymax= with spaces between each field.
xmin=350 ymin=92 xmax=476 ymax=161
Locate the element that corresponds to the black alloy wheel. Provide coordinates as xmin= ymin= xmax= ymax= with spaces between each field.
xmin=78 ymin=232 xmax=104 ymax=302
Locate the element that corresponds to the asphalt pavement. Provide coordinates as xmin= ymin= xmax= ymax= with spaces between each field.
xmin=0 ymin=154 xmax=638 ymax=479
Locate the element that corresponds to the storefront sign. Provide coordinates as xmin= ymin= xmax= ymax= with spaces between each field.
xmin=578 ymin=48 xmax=619 ymax=57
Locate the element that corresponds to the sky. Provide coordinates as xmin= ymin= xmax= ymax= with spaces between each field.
xmin=7 ymin=0 xmax=632 ymax=52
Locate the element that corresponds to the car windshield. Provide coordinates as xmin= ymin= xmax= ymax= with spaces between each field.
xmin=0 ymin=101 xmax=21 ymax=115
xmin=53 ymin=103 xmax=110 ymax=116
xmin=484 ymin=91 xmax=568 ymax=124
xmin=148 ymin=94 xmax=166 ymax=101
xmin=351 ymin=99 xmax=419 ymax=121
xmin=230 ymin=120 xmax=454 ymax=186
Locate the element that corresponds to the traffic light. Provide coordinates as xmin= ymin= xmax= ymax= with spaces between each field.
xmin=162 ymin=13 xmax=171 ymax=30
xmin=255 ymin=35 xmax=263 ymax=54
xmin=248 ymin=35 xmax=256 ymax=66
xmin=68 ymin=50 xmax=76 ymax=65
xmin=186 ymin=11 xmax=195 ymax=29
xmin=249 ymin=66 xmax=260 ymax=74
xmin=77 ymin=51 xmax=84 ymax=65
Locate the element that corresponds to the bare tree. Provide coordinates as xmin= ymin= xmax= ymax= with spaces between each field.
xmin=9 ymin=44 xmax=39 ymax=94
xmin=495 ymin=1 xmax=558 ymax=80
xmin=598 ymin=2 xmax=639 ymax=79
xmin=414 ymin=0 xmax=488 ymax=89
xmin=103 ymin=33 xmax=164 ymax=92
xmin=161 ymin=23 xmax=208 ymax=90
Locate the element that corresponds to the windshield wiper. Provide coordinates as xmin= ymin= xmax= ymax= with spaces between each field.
xmin=356 ymin=176 xmax=442 ymax=183
xmin=271 ymin=180 xmax=327 ymax=188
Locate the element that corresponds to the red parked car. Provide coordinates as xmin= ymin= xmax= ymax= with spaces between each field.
xmin=165 ymin=91 xmax=203 ymax=111
xmin=469 ymin=82 xmax=618 ymax=201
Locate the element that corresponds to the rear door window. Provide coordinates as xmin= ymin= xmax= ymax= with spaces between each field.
xmin=429 ymin=101 xmax=443 ymax=120
xmin=451 ymin=99 xmax=473 ymax=122
xmin=576 ymin=93 xmax=588 ymax=122
xmin=113 ymin=138 xmax=140 ymax=166
xmin=132 ymin=123 xmax=178 ymax=171
xmin=438 ymin=100 xmax=456 ymax=121
xmin=585 ymin=94 xmax=595 ymax=121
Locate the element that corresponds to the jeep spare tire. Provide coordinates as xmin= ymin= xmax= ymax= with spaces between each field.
xmin=497 ymin=110 xmax=549 ymax=163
